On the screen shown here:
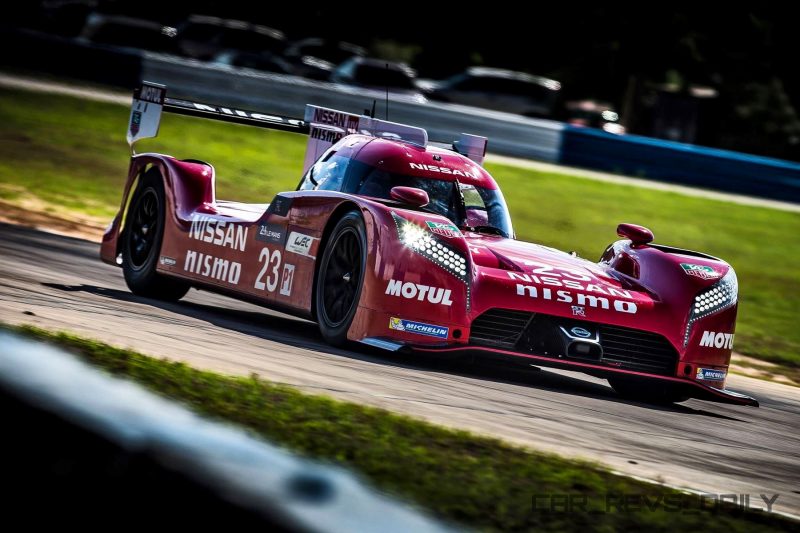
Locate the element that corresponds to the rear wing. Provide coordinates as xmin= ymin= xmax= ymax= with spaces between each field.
xmin=127 ymin=81 xmax=488 ymax=170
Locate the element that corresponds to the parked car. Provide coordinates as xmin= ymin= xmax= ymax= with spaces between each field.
xmin=330 ymin=57 xmax=424 ymax=100
xmin=211 ymin=50 xmax=292 ymax=74
xmin=565 ymin=100 xmax=626 ymax=134
xmin=284 ymin=37 xmax=366 ymax=80
xmin=78 ymin=12 xmax=177 ymax=53
xmin=422 ymin=67 xmax=562 ymax=118
xmin=174 ymin=15 xmax=286 ymax=61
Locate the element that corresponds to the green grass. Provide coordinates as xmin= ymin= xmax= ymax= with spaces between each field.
xmin=7 ymin=324 xmax=794 ymax=532
xmin=0 ymin=87 xmax=798 ymax=374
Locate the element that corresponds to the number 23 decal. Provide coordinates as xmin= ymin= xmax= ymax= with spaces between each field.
xmin=255 ymin=247 xmax=281 ymax=292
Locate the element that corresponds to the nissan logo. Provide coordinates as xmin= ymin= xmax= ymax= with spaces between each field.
xmin=570 ymin=327 xmax=592 ymax=338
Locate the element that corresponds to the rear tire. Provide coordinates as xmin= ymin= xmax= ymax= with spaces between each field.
xmin=122 ymin=169 xmax=190 ymax=301
xmin=608 ymin=377 xmax=690 ymax=404
xmin=315 ymin=211 xmax=367 ymax=346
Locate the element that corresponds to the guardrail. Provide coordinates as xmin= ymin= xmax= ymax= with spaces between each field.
xmin=560 ymin=126 xmax=800 ymax=202
xmin=3 ymin=29 xmax=800 ymax=203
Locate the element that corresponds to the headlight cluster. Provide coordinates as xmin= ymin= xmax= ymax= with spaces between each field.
xmin=684 ymin=268 xmax=738 ymax=346
xmin=392 ymin=212 xmax=469 ymax=284
xmin=690 ymin=268 xmax=738 ymax=321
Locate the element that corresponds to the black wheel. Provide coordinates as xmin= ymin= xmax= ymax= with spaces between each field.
xmin=608 ymin=377 xmax=690 ymax=404
xmin=315 ymin=211 xmax=367 ymax=346
xmin=122 ymin=169 xmax=189 ymax=301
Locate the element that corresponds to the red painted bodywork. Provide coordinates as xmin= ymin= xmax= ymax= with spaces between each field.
xmin=102 ymin=134 xmax=752 ymax=406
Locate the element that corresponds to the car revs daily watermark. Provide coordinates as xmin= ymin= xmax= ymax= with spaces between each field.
xmin=531 ymin=493 xmax=780 ymax=514
xmin=385 ymin=279 xmax=453 ymax=306
xmin=700 ymin=331 xmax=734 ymax=349
xmin=389 ymin=317 xmax=449 ymax=339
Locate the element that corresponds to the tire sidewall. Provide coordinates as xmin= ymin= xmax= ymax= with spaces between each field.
xmin=122 ymin=171 xmax=166 ymax=291
xmin=316 ymin=211 xmax=367 ymax=345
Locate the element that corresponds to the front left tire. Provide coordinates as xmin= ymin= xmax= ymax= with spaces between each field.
xmin=315 ymin=210 xmax=367 ymax=346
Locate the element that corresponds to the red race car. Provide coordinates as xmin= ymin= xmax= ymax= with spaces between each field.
xmin=101 ymin=82 xmax=756 ymax=406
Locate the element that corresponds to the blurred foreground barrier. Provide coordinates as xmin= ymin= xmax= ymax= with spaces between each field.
xmin=0 ymin=332 xmax=453 ymax=532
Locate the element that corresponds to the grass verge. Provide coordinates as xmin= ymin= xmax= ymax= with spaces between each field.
xmin=0 ymin=85 xmax=798 ymax=377
xmin=5 ymin=323 xmax=795 ymax=532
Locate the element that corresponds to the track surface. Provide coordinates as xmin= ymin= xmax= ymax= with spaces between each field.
xmin=1 ymin=223 xmax=799 ymax=515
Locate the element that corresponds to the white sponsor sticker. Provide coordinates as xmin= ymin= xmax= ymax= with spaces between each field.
xmin=696 ymin=367 xmax=727 ymax=381
xmin=280 ymin=264 xmax=295 ymax=296
xmin=285 ymin=232 xmax=315 ymax=258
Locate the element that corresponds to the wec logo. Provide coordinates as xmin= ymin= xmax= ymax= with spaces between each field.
xmin=285 ymin=232 xmax=315 ymax=257
xmin=700 ymin=331 xmax=734 ymax=349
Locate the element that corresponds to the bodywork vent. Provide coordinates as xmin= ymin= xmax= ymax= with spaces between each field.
xmin=469 ymin=309 xmax=533 ymax=348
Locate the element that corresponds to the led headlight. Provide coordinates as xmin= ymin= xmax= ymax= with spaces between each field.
xmin=393 ymin=212 xmax=468 ymax=284
xmin=684 ymin=268 xmax=738 ymax=345
xmin=690 ymin=268 xmax=738 ymax=321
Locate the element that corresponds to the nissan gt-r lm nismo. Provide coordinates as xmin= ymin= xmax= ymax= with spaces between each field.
xmin=101 ymin=82 xmax=757 ymax=407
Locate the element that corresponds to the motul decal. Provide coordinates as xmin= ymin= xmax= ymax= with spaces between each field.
xmin=699 ymin=331 xmax=734 ymax=349
xmin=385 ymin=279 xmax=453 ymax=306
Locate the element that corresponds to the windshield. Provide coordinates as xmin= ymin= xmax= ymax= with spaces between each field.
xmin=343 ymin=161 xmax=513 ymax=237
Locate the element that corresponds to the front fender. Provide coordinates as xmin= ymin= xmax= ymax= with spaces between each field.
xmin=100 ymin=154 xmax=214 ymax=265
xmin=349 ymin=205 xmax=471 ymax=344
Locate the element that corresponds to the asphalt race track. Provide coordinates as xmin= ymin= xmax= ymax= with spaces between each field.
xmin=1 ymin=222 xmax=799 ymax=515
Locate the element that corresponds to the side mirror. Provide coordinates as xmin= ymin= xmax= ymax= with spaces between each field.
xmin=617 ymin=223 xmax=654 ymax=246
xmin=390 ymin=186 xmax=429 ymax=207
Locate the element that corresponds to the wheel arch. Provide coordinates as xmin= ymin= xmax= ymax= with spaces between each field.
xmin=111 ymin=155 xmax=214 ymax=259
xmin=310 ymin=200 xmax=373 ymax=321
